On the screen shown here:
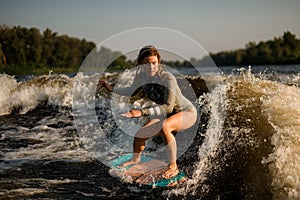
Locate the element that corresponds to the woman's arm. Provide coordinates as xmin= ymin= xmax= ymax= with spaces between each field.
xmin=112 ymin=71 xmax=145 ymax=96
xmin=121 ymin=109 xmax=143 ymax=118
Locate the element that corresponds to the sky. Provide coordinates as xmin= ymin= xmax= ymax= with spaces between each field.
xmin=1 ymin=0 xmax=300 ymax=59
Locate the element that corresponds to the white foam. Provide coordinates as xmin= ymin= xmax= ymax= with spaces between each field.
xmin=0 ymin=74 xmax=75 ymax=115
xmin=167 ymin=83 xmax=227 ymax=197
xmin=261 ymin=83 xmax=300 ymax=199
xmin=0 ymin=74 xmax=18 ymax=115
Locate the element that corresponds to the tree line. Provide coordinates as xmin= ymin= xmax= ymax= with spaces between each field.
xmin=0 ymin=25 xmax=299 ymax=75
xmin=0 ymin=25 xmax=95 ymax=74
xmin=208 ymin=31 xmax=300 ymax=66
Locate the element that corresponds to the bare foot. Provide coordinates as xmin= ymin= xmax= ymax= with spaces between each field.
xmin=162 ymin=165 xmax=179 ymax=179
xmin=119 ymin=158 xmax=141 ymax=168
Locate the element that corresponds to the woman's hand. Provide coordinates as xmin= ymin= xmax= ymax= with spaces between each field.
xmin=121 ymin=110 xmax=142 ymax=118
xmin=97 ymin=80 xmax=113 ymax=92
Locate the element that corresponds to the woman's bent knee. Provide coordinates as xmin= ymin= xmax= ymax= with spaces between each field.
xmin=162 ymin=120 xmax=173 ymax=134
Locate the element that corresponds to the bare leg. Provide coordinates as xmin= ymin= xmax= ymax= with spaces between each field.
xmin=161 ymin=108 xmax=197 ymax=179
xmin=120 ymin=118 xmax=162 ymax=167
xmin=119 ymin=137 xmax=144 ymax=167
xmin=161 ymin=130 xmax=179 ymax=179
xmin=120 ymin=107 xmax=197 ymax=178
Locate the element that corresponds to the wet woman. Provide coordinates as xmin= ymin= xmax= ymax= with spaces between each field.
xmin=97 ymin=45 xmax=197 ymax=178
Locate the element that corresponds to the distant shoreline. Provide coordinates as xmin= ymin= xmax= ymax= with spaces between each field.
xmin=1 ymin=26 xmax=299 ymax=75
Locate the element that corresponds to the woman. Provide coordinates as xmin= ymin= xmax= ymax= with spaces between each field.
xmin=97 ymin=45 xmax=197 ymax=179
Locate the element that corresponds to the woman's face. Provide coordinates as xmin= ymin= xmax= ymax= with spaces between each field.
xmin=142 ymin=56 xmax=159 ymax=77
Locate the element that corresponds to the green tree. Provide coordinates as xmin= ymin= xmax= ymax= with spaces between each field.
xmin=0 ymin=43 xmax=4 ymax=68
xmin=271 ymin=37 xmax=284 ymax=63
xmin=0 ymin=25 xmax=97 ymax=74
xmin=41 ymin=28 xmax=57 ymax=68
xmin=26 ymin=28 xmax=42 ymax=66
xmin=282 ymin=31 xmax=300 ymax=63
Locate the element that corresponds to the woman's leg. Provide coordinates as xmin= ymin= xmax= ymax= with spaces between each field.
xmin=161 ymin=108 xmax=197 ymax=178
xmin=120 ymin=118 xmax=163 ymax=167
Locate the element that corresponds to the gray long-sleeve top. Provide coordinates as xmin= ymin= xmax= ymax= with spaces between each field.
xmin=113 ymin=69 xmax=195 ymax=116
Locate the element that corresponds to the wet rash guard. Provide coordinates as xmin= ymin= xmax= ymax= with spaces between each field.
xmin=113 ymin=70 xmax=195 ymax=116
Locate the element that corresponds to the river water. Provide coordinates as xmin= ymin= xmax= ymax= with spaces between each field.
xmin=0 ymin=65 xmax=299 ymax=199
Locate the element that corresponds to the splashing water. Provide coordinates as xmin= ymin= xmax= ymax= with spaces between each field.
xmin=0 ymin=67 xmax=299 ymax=199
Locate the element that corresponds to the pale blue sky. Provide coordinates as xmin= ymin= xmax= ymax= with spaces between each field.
xmin=1 ymin=0 xmax=299 ymax=57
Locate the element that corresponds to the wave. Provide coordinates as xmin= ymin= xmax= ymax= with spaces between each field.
xmin=0 ymin=74 xmax=74 ymax=115
xmin=1 ymin=70 xmax=299 ymax=116
xmin=1 ymin=68 xmax=299 ymax=199
xmin=169 ymin=69 xmax=300 ymax=199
